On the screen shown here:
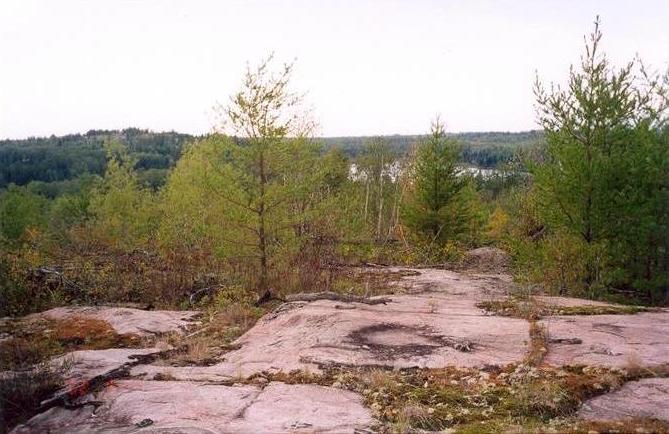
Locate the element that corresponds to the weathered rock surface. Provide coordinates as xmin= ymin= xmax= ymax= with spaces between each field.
xmin=225 ymin=382 xmax=374 ymax=433
xmin=29 ymin=306 xmax=199 ymax=336
xmin=578 ymin=378 xmax=669 ymax=422
xmin=542 ymin=312 xmax=669 ymax=367
xmin=12 ymin=265 xmax=669 ymax=433
xmin=132 ymin=269 xmax=527 ymax=381
xmin=54 ymin=347 xmax=164 ymax=382
xmin=12 ymin=380 xmax=375 ymax=433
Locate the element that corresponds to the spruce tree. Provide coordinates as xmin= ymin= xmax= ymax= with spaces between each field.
xmin=402 ymin=118 xmax=479 ymax=247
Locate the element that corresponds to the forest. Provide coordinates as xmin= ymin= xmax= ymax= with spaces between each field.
xmin=0 ymin=128 xmax=539 ymax=194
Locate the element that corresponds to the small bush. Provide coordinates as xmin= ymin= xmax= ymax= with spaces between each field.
xmin=0 ymin=255 xmax=64 ymax=317
xmin=0 ymin=362 xmax=69 ymax=431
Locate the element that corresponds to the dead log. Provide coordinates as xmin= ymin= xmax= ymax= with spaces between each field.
xmin=39 ymin=348 xmax=181 ymax=412
xmin=285 ymin=291 xmax=391 ymax=305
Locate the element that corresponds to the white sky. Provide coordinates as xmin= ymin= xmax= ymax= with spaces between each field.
xmin=1 ymin=0 xmax=668 ymax=139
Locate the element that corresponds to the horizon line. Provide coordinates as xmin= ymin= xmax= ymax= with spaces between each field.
xmin=0 ymin=127 xmax=544 ymax=142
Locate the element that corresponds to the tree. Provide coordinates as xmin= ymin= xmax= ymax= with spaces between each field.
xmin=356 ymin=138 xmax=397 ymax=240
xmin=0 ymin=185 xmax=49 ymax=245
xmin=194 ymin=55 xmax=318 ymax=297
xmin=88 ymin=140 xmax=157 ymax=249
xmin=402 ymin=117 xmax=481 ymax=248
xmin=533 ymin=17 xmax=669 ymax=298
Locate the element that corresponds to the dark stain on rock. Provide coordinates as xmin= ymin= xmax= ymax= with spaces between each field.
xmin=347 ymin=323 xmax=473 ymax=360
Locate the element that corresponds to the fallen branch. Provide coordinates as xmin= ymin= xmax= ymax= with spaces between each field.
xmin=549 ymin=337 xmax=583 ymax=345
xmin=39 ymin=348 xmax=181 ymax=412
xmin=188 ymin=286 xmax=215 ymax=305
xmin=285 ymin=291 xmax=392 ymax=305
xmin=299 ymin=355 xmax=398 ymax=371
xmin=34 ymin=267 xmax=85 ymax=292
xmin=39 ymin=364 xmax=131 ymax=411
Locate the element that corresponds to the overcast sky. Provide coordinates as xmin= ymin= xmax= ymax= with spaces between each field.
xmin=1 ymin=0 xmax=668 ymax=139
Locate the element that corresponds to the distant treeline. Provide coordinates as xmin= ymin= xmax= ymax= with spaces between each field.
xmin=0 ymin=128 xmax=194 ymax=195
xmin=0 ymin=128 xmax=542 ymax=195
xmin=323 ymin=130 xmax=543 ymax=168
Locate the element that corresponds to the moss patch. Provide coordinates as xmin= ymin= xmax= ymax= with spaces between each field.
xmin=572 ymin=418 xmax=669 ymax=433
xmin=477 ymin=297 xmax=658 ymax=320
xmin=543 ymin=304 xmax=658 ymax=316
xmin=0 ymin=316 xmax=143 ymax=370
xmin=243 ymin=362 xmax=669 ymax=433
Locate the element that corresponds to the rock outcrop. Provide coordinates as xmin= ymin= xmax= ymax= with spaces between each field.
xmin=13 ymin=380 xmax=374 ymax=433
xmin=541 ymin=312 xmax=669 ymax=368
xmin=29 ymin=306 xmax=199 ymax=336
xmin=578 ymin=378 xmax=669 ymax=422
xmin=8 ymin=265 xmax=669 ymax=432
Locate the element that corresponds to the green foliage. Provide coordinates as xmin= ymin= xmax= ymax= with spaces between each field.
xmin=402 ymin=118 xmax=483 ymax=250
xmin=0 ymin=185 xmax=49 ymax=245
xmin=321 ymin=130 xmax=543 ymax=168
xmin=162 ymin=56 xmax=337 ymax=293
xmin=159 ymin=136 xmax=235 ymax=254
xmin=354 ymin=137 xmax=403 ymax=240
xmin=0 ymin=255 xmax=30 ymax=317
xmin=88 ymin=140 xmax=159 ymax=250
xmin=532 ymin=18 xmax=669 ymax=300
xmin=1 ymin=129 xmax=540 ymax=199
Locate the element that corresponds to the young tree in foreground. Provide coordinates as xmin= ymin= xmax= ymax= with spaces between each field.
xmin=175 ymin=56 xmax=318 ymax=298
xmin=402 ymin=118 xmax=481 ymax=249
xmin=533 ymin=17 xmax=669 ymax=298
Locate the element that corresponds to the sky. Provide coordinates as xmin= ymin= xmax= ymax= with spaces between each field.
xmin=1 ymin=0 xmax=668 ymax=139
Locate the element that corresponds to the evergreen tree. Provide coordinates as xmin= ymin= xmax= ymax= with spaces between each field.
xmin=402 ymin=118 xmax=480 ymax=247
xmin=533 ymin=18 xmax=669 ymax=299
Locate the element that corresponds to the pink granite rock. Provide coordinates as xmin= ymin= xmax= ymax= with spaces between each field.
xmin=29 ymin=306 xmax=199 ymax=336
xmin=130 ymin=269 xmax=527 ymax=382
xmin=12 ymin=380 xmax=375 ymax=433
xmin=542 ymin=312 xmax=669 ymax=367
xmin=54 ymin=347 xmax=164 ymax=382
xmin=578 ymin=378 xmax=669 ymax=422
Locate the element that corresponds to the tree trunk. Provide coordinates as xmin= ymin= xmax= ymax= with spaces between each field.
xmin=376 ymin=156 xmax=385 ymax=239
xmin=363 ymin=178 xmax=370 ymax=223
xmin=258 ymin=151 xmax=268 ymax=294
